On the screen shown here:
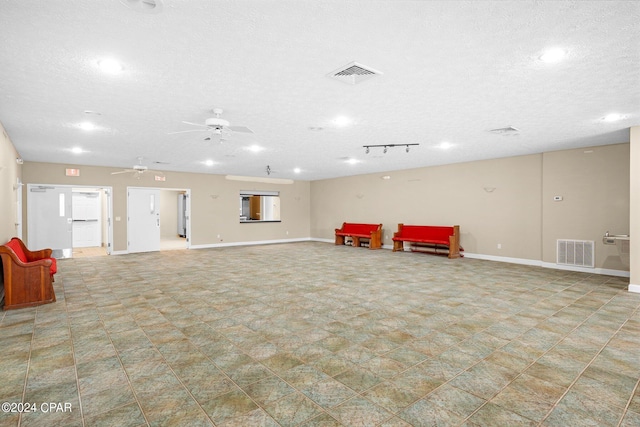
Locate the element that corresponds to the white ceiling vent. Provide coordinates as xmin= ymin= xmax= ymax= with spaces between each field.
xmin=488 ymin=126 xmax=520 ymax=135
xmin=328 ymin=62 xmax=382 ymax=85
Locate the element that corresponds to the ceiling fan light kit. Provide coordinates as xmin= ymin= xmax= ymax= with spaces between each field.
xmin=168 ymin=108 xmax=253 ymax=140
xmin=111 ymin=157 xmax=164 ymax=179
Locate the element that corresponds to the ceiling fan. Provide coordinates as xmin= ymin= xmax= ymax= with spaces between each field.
xmin=168 ymin=108 xmax=253 ymax=141
xmin=111 ymin=157 xmax=164 ymax=179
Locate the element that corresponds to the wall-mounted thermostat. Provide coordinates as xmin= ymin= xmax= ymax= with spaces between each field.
xmin=553 ymin=196 xmax=563 ymax=201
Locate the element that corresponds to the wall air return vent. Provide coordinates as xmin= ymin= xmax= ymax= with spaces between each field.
xmin=557 ymin=239 xmax=594 ymax=268
xmin=328 ymin=61 xmax=382 ymax=85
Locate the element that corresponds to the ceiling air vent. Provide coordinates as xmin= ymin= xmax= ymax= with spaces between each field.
xmin=488 ymin=126 xmax=520 ymax=136
xmin=328 ymin=62 xmax=382 ymax=85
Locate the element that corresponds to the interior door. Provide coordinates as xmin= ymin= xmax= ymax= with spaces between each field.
xmin=27 ymin=185 xmax=73 ymax=258
xmin=128 ymin=188 xmax=161 ymax=253
xmin=72 ymin=192 xmax=101 ymax=248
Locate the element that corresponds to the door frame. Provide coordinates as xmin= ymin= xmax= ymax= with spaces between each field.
xmin=26 ymin=184 xmax=114 ymax=256
xmin=126 ymin=186 xmax=191 ymax=253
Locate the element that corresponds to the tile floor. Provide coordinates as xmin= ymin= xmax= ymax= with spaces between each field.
xmin=1 ymin=242 xmax=639 ymax=426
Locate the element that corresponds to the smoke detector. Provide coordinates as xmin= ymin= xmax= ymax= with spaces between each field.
xmin=328 ymin=61 xmax=383 ymax=85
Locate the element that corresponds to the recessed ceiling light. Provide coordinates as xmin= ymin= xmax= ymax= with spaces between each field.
xmin=71 ymin=147 xmax=83 ymax=154
xmin=381 ymin=175 xmax=391 ymax=180
xmin=293 ymin=168 xmax=301 ymax=174
xmin=539 ymin=47 xmax=566 ymax=63
xmin=97 ymin=58 xmax=124 ymax=73
xmin=245 ymin=145 xmax=264 ymax=153
xmin=345 ymin=158 xmax=360 ymax=165
xmin=204 ymin=160 xmax=214 ymax=166
xmin=438 ymin=142 xmax=454 ymax=150
xmin=78 ymin=122 xmax=96 ymax=131
xmin=333 ymin=116 xmax=352 ymax=127
xmin=602 ymin=113 xmax=625 ymax=122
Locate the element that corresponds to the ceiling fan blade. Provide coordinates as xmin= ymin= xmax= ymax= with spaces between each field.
xmin=182 ymin=121 xmax=209 ymax=128
xmin=227 ymin=126 xmax=253 ymax=133
xmin=168 ymin=129 xmax=208 ymax=135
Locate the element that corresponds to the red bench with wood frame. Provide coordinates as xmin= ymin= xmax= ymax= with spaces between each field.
xmin=392 ymin=224 xmax=463 ymax=258
xmin=0 ymin=237 xmax=57 ymax=310
xmin=335 ymin=222 xmax=383 ymax=249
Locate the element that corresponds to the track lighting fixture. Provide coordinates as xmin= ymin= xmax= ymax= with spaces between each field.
xmin=362 ymin=143 xmax=419 ymax=154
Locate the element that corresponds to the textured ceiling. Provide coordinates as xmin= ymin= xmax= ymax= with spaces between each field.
xmin=0 ymin=0 xmax=638 ymax=181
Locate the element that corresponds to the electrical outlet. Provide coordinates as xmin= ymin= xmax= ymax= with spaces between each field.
xmin=497 ymin=243 xmax=502 ymax=249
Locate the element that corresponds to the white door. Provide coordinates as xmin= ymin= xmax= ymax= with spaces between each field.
xmin=72 ymin=192 xmax=102 ymax=247
xmin=27 ymin=185 xmax=73 ymax=258
xmin=128 ymin=188 xmax=161 ymax=253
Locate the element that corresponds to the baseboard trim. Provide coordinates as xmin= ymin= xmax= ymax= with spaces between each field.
xmin=463 ymin=252 xmax=542 ymax=267
xmin=190 ymin=237 xmax=312 ymax=250
xmin=462 ymin=252 xmax=630 ymax=278
xmin=540 ymin=262 xmax=630 ymax=278
xmin=629 ymin=284 xmax=640 ymax=293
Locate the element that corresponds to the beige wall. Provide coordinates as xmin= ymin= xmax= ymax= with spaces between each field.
xmin=21 ymin=162 xmax=311 ymax=252
xmin=0 ymin=122 xmax=22 ymax=243
xmin=160 ymin=189 xmax=181 ymax=240
xmin=311 ymin=154 xmax=543 ymax=260
xmin=311 ymin=143 xmax=630 ymax=272
xmin=542 ymin=144 xmax=630 ymax=270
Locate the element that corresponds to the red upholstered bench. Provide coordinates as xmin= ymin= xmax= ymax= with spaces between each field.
xmin=0 ymin=237 xmax=57 ymax=310
xmin=335 ymin=222 xmax=382 ymax=249
xmin=392 ymin=224 xmax=463 ymax=258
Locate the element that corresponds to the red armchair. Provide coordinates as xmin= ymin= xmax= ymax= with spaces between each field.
xmin=0 ymin=237 xmax=56 ymax=310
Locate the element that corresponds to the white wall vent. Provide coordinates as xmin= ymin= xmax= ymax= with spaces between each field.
xmin=327 ymin=61 xmax=382 ymax=85
xmin=557 ymin=239 xmax=594 ymax=268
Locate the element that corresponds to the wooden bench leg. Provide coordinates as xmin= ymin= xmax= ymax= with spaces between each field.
xmin=353 ymin=237 xmax=360 ymax=247
xmin=335 ymin=235 xmax=344 ymax=245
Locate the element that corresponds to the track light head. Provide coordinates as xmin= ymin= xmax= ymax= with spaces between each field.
xmin=365 ymin=147 xmax=370 ymax=154
xmin=383 ymin=146 xmax=388 ymax=154
xmin=406 ymin=145 xmax=410 ymax=153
